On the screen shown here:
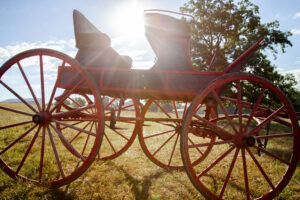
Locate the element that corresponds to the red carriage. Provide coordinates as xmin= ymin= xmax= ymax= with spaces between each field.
xmin=0 ymin=9 xmax=299 ymax=199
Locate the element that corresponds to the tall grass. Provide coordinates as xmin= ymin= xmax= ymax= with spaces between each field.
xmin=0 ymin=103 xmax=299 ymax=200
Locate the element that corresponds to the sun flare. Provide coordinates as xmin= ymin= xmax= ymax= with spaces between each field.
xmin=111 ymin=1 xmax=145 ymax=39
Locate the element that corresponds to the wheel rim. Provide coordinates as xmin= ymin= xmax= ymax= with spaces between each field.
xmin=181 ymin=73 xmax=300 ymax=199
xmin=139 ymin=100 xmax=215 ymax=170
xmin=0 ymin=49 xmax=104 ymax=187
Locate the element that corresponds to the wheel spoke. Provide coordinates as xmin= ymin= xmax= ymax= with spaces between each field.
xmin=59 ymin=119 xmax=97 ymax=122
xmin=195 ymin=103 xmax=204 ymax=113
xmin=61 ymin=121 xmax=84 ymax=131
xmin=17 ymin=62 xmax=41 ymax=111
xmin=246 ymin=147 xmax=275 ymax=190
xmin=144 ymin=129 xmax=175 ymax=139
xmin=53 ymin=120 xmax=96 ymax=136
xmin=253 ymin=145 xmax=290 ymax=165
xmin=237 ymin=80 xmax=243 ymax=133
xmin=39 ymin=127 xmax=46 ymax=181
xmin=197 ymin=146 xmax=235 ymax=179
xmin=105 ymin=124 xmax=129 ymax=141
xmin=50 ymin=124 xmax=86 ymax=161
xmin=248 ymin=106 xmax=285 ymax=136
xmin=153 ymin=100 xmax=171 ymax=118
xmin=103 ymin=132 xmax=117 ymax=153
xmin=0 ymin=80 xmax=38 ymax=113
xmin=219 ymin=148 xmax=240 ymax=198
xmin=46 ymin=80 xmax=59 ymax=112
xmin=50 ymin=79 xmax=85 ymax=113
xmin=188 ymin=136 xmax=203 ymax=155
xmin=153 ymin=132 xmax=177 ymax=156
xmin=47 ymin=126 xmax=65 ymax=178
xmin=188 ymin=139 xmax=234 ymax=148
xmin=81 ymin=122 xmax=94 ymax=156
xmin=104 ymin=98 xmax=116 ymax=110
xmin=0 ymin=124 xmax=38 ymax=155
xmin=193 ymin=114 xmax=233 ymax=140
xmin=254 ymin=133 xmax=294 ymax=140
xmin=172 ymin=100 xmax=179 ymax=119
xmin=0 ymin=105 xmax=34 ymax=117
xmin=168 ymin=133 xmax=179 ymax=166
xmin=52 ymin=103 xmax=95 ymax=119
xmin=241 ymin=148 xmax=250 ymax=200
xmin=244 ymin=87 xmax=266 ymax=133
xmin=16 ymin=126 xmax=41 ymax=174
xmin=68 ymin=96 xmax=91 ymax=114
xmin=182 ymin=102 xmax=188 ymax=118
xmin=40 ymin=55 xmax=45 ymax=110
xmin=70 ymin=122 xmax=92 ymax=143
xmin=119 ymin=103 xmax=135 ymax=111
xmin=212 ymin=90 xmax=239 ymax=135
xmin=0 ymin=120 xmax=32 ymax=130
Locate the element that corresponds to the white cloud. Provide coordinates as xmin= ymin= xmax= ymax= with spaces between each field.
xmin=30 ymin=84 xmax=41 ymax=90
xmin=282 ymin=68 xmax=300 ymax=89
xmin=118 ymin=49 xmax=148 ymax=61
xmin=291 ymin=29 xmax=300 ymax=35
xmin=293 ymin=12 xmax=300 ymax=19
xmin=0 ymin=38 xmax=153 ymax=70
xmin=0 ymin=39 xmax=76 ymax=63
xmin=132 ymin=60 xmax=154 ymax=69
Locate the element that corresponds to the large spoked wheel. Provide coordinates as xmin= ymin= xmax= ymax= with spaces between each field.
xmin=139 ymin=100 xmax=216 ymax=170
xmin=181 ymin=73 xmax=300 ymax=199
xmin=0 ymin=49 xmax=104 ymax=187
xmin=56 ymin=94 xmax=138 ymax=161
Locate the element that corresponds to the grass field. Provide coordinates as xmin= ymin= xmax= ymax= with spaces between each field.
xmin=0 ymin=103 xmax=300 ymax=200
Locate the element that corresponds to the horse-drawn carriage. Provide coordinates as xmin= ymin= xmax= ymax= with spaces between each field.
xmin=0 ymin=9 xmax=299 ymax=199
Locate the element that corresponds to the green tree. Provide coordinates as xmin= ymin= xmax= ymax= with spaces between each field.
xmin=162 ymin=103 xmax=173 ymax=113
xmin=180 ymin=0 xmax=299 ymax=105
xmin=53 ymin=99 xmax=71 ymax=106
xmin=71 ymin=97 xmax=86 ymax=107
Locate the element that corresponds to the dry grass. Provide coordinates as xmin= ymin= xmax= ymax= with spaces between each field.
xmin=0 ymin=103 xmax=300 ymax=200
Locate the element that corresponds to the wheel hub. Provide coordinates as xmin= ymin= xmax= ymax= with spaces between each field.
xmin=244 ymin=136 xmax=256 ymax=147
xmin=32 ymin=112 xmax=51 ymax=125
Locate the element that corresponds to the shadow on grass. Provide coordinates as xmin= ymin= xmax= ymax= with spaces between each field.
xmin=109 ymin=161 xmax=167 ymax=200
xmin=41 ymin=188 xmax=75 ymax=200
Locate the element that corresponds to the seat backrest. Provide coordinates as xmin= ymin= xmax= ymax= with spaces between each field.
xmin=144 ymin=13 xmax=190 ymax=38
xmin=73 ymin=9 xmax=110 ymax=50
xmin=144 ymin=12 xmax=194 ymax=71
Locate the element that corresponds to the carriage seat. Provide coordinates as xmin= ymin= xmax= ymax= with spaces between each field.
xmin=144 ymin=13 xmax=194 ymax=71
xmin=73 ymin=9 xmax=132 ymax=68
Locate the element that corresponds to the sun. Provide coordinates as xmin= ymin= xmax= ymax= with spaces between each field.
xmin=111 ymin=1 xmax=145 ymax=40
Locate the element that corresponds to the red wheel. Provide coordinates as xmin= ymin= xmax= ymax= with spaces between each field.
xmin=139 ymin=100 xmax=215 ymax=170
xmin=0 ymin=49 xmax=104 ymax=187
xmin=181 ymin=73 xmax=300 ymax=199
xmin=100 ymin=96 xmax=139 ymax=160
xmin=56 ymin=94 xmax=139 ymax=160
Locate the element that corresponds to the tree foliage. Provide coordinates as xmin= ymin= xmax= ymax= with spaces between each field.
xmin=180 ymin=0 xmax=299 ymax=105
xmin=71 ymin=97 xmax=86 ymax=107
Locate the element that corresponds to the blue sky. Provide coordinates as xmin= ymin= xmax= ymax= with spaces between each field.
xmin=0 ymin=0 xmax=300 ymax=92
